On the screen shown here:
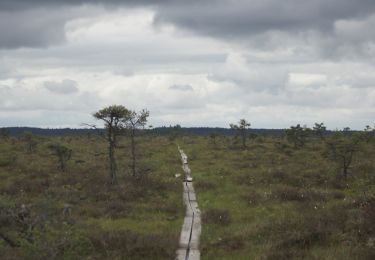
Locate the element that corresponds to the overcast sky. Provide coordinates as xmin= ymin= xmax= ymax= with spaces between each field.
xmin=1 ymin=0 xmax=375 ymax=129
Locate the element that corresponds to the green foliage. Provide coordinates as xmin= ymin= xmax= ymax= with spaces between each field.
xmin=93 ymin=105 xmax=150 ymax=180
xmin=22 ymin=131 xmax=38 ymax=153
xmin=313 ymin=122 xmax=326 ymax=139
xmin=48 ymin=143 xmax=72 ymax=172
xmin=230 ymin=119 xmax=251 ymax=149
xmin=167 ymin=124 xmax=182 ymax=142
xmin=93 ymin=105 xmax=132 ymax=183
xmin=179 ymin=134 xmax=375 ymax=259
xmin=362 ymin=125 xmax=375 ymax=142
xmin=0 ymin=152 xmax=17 ymax=167
xmin=324 ymin=130 xmax=363 ymax=178
xmin=93 ymin=105 xmax=131 ymax=130
xmin=2 ymin=120 xmax=375 ymax=259
xmin=209 ymin=132 xmax=219 ymax=145
xmin=285 ymin=124 xmax=311 ymax=148
xmin=0 ymin=135 xmax=183 ymax=259
xmin=124 ymin=109 xmax=150 ymax=176
xmin=88 ymin=229 xmax=176 ymax=259
xmin=203 ymin=208 xmax=231 ymax=225
xmin=0 ymin=128 xmax=10 ymax=140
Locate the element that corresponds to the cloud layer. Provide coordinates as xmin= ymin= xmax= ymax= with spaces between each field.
xmin=0 ymin=1 xmax=374 ymax=129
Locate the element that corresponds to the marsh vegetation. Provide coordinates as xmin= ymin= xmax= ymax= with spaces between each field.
xmin=0 ymin=132 xmax=183 ymax=259
xmin=0 ymin=112 xmax=374 ymax=259
xmin=183 ymin=126 xmax=375 ymax=259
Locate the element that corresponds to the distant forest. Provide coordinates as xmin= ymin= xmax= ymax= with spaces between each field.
xmin=0 ymin=126 xmax=286 ymax=137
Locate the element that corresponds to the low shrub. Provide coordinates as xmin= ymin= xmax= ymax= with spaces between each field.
xmin=272 ymin=186 xmax=328 ymax=202
xmin=88 ymin=229 xmax=176 ymax=259
xmin=0 ymin=153 xmax=17 ymax=167
xmin=210 ymin=234 xmax=245 ymax=251
xmin=195 ymin=180 xmax=217 ymax=190
xmin=242 ymin=190 xmax=263 ymax=206
xmin=203 ymin=208 xmax=231 ymax=225
xmin=262 ymin=204 xmax=349 ymax=258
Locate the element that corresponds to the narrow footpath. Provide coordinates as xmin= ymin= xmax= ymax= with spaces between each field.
xmin=176 ymin=146 xmax=201 ymax=260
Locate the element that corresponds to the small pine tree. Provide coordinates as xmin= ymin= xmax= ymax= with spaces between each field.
xmin=230 ymin=119 xmax=251 ymax=149
xmin=123 ymin=109 xmax=149 ymax=176
xmin=48 ymin=144 xmax=72 ymax=172
xmin=22 ymin=131 xmax=38 ymax=153
xmin=93 ymin=105 xmax=131 ymax=184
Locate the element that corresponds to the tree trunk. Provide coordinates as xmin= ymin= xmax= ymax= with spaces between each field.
xmin=59 ymin=155 xmax=65 ymax=172
xmin=241 ymin=131 xmax=246 ymax=149
xmin=109 ymin=141 xmax=117 ymax=184
xmin=108 ymin=126 xmax=117 ymax=184
xmin=342 ymin=157 xmax=348 ymax=178
xmin=131 ymin=128 xmax=136 ymax=176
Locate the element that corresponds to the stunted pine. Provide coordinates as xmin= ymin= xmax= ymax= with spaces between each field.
xmin=124 ymin=109 xmax=149 ymax=176
xmin=48 ymin=144 xmax=72 ymax=172
xmin=93 ymin=105 xmax=131 ymax=184
xmin=285 ymin=124 xmax=310 ymax=148
xmin=22 ymin=131 xmax=38 ymax=154
xmin=230 ymin=119 xmax=251 ymax=149
xmin=324 ymin=131 xmax=362 ymax=178
xmin=313 ymin=122 xmax=326 ymax=139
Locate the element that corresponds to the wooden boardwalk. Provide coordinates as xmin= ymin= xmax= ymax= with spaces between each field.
xmin=176 ymin=146 xmax=201 ymax=260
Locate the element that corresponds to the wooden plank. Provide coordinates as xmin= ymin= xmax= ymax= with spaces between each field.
xmin=176 ymin=147 xmax=201 ymax=260
xmin=188 ymin=249 xmax=200 ymax=260
xmin=179 ymin=216 xmax=193 ymax=248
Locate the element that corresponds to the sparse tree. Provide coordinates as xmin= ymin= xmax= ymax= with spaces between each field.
xmin=93 ymin=105 xmax=131 ymax=183
xmin=124 ymin=109 xmax=149 ymax=176
xmin=285 ymin=124 xmax=310 ymax=148
xmin=313 ymin=122 xmax=326 ymax=139
xmin=0 ymin=128 xmax=10 ymax=140
xmin=324 ymin=131 xmax=362 ymax=178
xmin=209 ymin=132 xmax=219 ymax=145
xmin=167 ymin=124 xmax=182 ymax=142
xmin=230 ymin=119 xmax=251 ymax=149
xmin=48 ymin=144 xmax=72 ymax=172
xmin=22 ymin=131 xmax=38 ymax=153
xmin=364 ymin=125 xmax=372 ymax=132
xmin=362 ymin=125 xmax=375 ymax=142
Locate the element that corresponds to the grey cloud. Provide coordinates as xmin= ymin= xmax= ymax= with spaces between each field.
xmin=0 ymin=61 xmax=15 ymax=79
xmin=169 ymin=84 xmax=193 ymax=91
xmin=153 ymin=0 xmax=375 ymax=37
xmin=0 ymin=84 xmax=99 ymax=111
xmin=0 ymin=8 xmax=74 ymax=49
xmin=0 ymin=0 xmax=171 ymax=11
xmin=152 ymin=0 xmax=375 ymax=61
xmin=0 ymin=0 xmax=162 ymax=49
xmin=0 ymin=3 xmax=117 ymax=49
xmin=208 ymin=69 xmax=286 ymax=94
xmin=207 ymin=53 xmax=287 ymax=94
xmin=2 ymin=0 xmax=375 ymax=54
xmin=335 ymin=74 xmax=375 ymax=88
xmin=4 ymin=0 xmax=373 ymax=27
xmin=44 ymin=79 xmax=79 ymax=94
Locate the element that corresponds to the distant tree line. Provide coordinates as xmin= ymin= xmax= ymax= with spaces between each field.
xmin=0 ymin=126 xmax=289 ymax=137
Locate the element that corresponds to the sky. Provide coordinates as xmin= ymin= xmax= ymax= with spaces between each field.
xmin=1 ymin=0 xmax=375 ymax=129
